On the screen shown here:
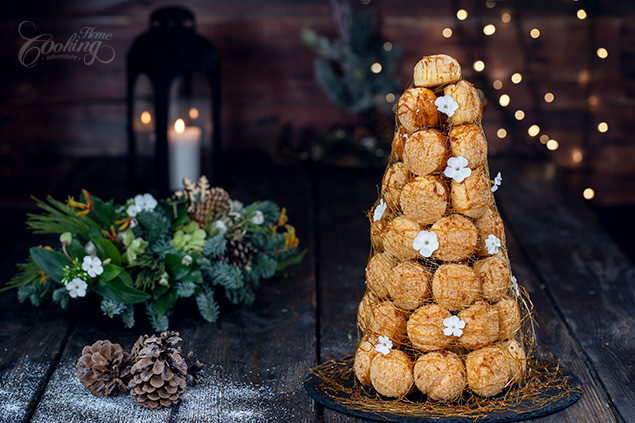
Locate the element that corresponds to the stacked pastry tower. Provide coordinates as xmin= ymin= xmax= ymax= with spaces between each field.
xmin=354 ymin=54 xmax=527 ymax=402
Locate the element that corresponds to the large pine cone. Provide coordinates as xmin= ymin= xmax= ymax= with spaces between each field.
xmin=190 ymin=187 xmax=231 ymax=226
xmin=129 ymin=331 xmax=188 ymax=409
xmin=221 ymin=238 xmax=257 ymax=269
xmin=77 ymin=340 xmax=132 ymax=397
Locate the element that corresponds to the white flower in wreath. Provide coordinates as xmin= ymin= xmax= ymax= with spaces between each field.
xmin=67 ymin=278 xmax=87 ymax=298
xmin=485 ymin=234 xmax=502 ymax=255
xmin=214 ymin=220 xmax=228 ymax=236
xmin=181 ymin=255 xmax=193 ymax=266
xmin=134 ymin=193 xmax=158 ymax=212
xmin=126 ymin=203 xmax=141 ymax=218
xmin=252 ymin=210 xmax=265 ymax=225
xmin=443 ymin=315 xmax=466 ymax=337
xmin=491 ymin=172 xmax=503 ymax=192
xmin=412 ymin=230 xmax=439 ymax=258
xmin=511 ymin=276 xmax=520 ymax=297
xmin=84 ymin=241 xmax=96 ymax=255
xmin=375 ymin=335 xmax=393 ymax=355
xmin=444 ymin=156 xmax=472 ymax=183
xmin=435 ymin=95 xmax=459 ymax=117
xmin=373 ymin=199 xmax=387 ymax=222
xmin=82 ymin=256 xmax=103 ymax=278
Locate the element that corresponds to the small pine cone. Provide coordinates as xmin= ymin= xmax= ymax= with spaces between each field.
xmin=129 ymin=331 xmax=188 ymax=409
xmin=222 ymin=238 xmax=257 ymax=269
xmin=77 ymin=340 xmax=132 ymax=397
xmin=190 ymin=187 xmax=231 ymax=225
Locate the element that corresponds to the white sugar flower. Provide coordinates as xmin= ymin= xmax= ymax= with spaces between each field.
xmin=375 ymin=335 xmax=393 ymax=355
xmin=84 ymin=241 xmax=96 ymax=255
xmin=485 ymin=234 xmax=502 ymax=255
xmin=252 ymin=210 xmax=265 ymax=225
xmin=412 ymin=230 xmax=439 ymax=258
xmin=444 ymin=156 xmax=472 ymax=183
xmin=134 ymin=193 xmax=158 ymax=211
xmin=214 ymin=220 xmax=228 ymax=236
xmin=82 ymin=256 xmax=103 ymax=278
xmin=373 ymin=199 xmax=387 ymax=222
xmin=511 ymin=276 xmax=520 ymax=297
xmin=443 ymin=315 xmax=466 ymax=337
xmin=435 ymin=95 xmax=459 ymax=117
xmin=159 ymin=272 xmax=169 ymax=287
xmin=491 ymin=172 xmax=503 ymax=192
xmin=66 ymin=278 xmax=87 ymax=298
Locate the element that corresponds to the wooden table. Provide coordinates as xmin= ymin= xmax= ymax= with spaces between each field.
xmin=0 ymin=155 xmax=633 ymax=423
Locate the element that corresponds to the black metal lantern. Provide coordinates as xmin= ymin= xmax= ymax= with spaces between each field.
xmin=126 ymin=6 xmax=221 ymax=195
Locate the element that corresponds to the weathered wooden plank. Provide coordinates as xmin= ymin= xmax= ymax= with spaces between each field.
xmin=495 ymin=158 xmax=635 ymax=422
xmin=316 ymin=166 xmax=380 ymax=422
xmin=0 ymin=209 xmax=74 ymax=423
xmin=169 ymin=156 xmax=318 ymax=422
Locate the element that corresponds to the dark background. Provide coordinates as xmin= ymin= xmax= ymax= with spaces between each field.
xmin=1 ymin=0 xmax=634 ymax=257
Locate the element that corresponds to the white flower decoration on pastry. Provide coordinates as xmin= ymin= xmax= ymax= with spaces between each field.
xmin=82 ymin=256 xmax=104 ymax=278
xmin=444 ymin=156 xmax=472 ymax=183
xmin=66 ymin=278 xmax=87 ymax=298
xmin=443 ymin=315 xmax=466 ymax=337
xmin=373 ymin=199 xmax=387 ymax=222
xmin=435 ymin=95 xmax=459 ymax=117
xmin=491 ymin=172 xmax=502 ymax=192
xmin=413 ymin=230 xmax=439 ymax=258
xmin=375 ymin=335 xmax=393 ymax=355
xmin=511 ymin=276 xmax=520 ymax=297
xmin=485 ymin=234 xmax=502 ymax=255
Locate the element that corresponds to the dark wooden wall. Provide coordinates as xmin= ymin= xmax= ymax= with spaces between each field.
xmin=1 ymin=0 xmax=634 ymax=204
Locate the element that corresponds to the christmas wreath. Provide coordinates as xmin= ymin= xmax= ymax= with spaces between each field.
xmin=4 ymin=176 xmax=304 ymax=331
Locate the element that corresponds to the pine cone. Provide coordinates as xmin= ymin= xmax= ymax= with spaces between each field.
xmin=77 ymin=340 xmax=132 ymax=397
xmin=222 ymin=238 xmax=257 ymax=269
xmin=130 ymin=334 xmax=150 ymax=362
xmin=129 ymin=331 xmax=188 ymax=409
xmin=190 ymin=187 xmax=231 ymax=226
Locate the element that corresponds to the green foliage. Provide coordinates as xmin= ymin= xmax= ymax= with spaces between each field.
xmin=202 ymin=234 xmax=227 ymax=259
xmin=100 ymin=298 xmax=126 ymax=318
xmin=8 ymin=188 xmax=304 ymax=331
xmin=200 ymin=261 xmax=243 ymax=289
xmin=146 ymin=303 xmax=169 ymax=332
xmin=196 ymin=287 xmax=220 ymax=323
xmin=27 ymin=196 xmax=99 ymax=238
xmin=175 ymin=281 xmax=197 ymax=298
xmin=252 ymin=254 xmax=277 ymax=279
xmin=136 ymin=209 xmax=171 ymax=245
xmin=301 ymin=10 xmax=401 ymax=114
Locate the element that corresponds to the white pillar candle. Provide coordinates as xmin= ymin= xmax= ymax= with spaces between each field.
xmin=168 ymin=119 xmax=201 ymax=191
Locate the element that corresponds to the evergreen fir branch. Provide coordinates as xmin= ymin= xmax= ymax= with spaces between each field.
xmin=136 ymin=209 xmax=172 ymax=244
xmin=251 ymin=253 xmax=277 ymax=279
xmin=2 ymin=258 xmax=40 ymax=291
xmin=202 ymin=234 xmax=227 ymax=260
xmin=175 ymin=281 xmax=197 ymax=298
xmin=121 ymin=305 xmax=135 ymax=328
xmin=195 ymin=287 xmax=220 ymax=323
xmin=146 ymin=303 xmax=169 ymax=332
xmin=224 ymin=285 xmax=256 ymax=306
xmin=129 ymin=252 xmax=166 ymax=291
xmin=100 ymin=298 xmax=126 ymax=318
xmin=52 ymin=287 xmax=69 ymax=310
xmin=201 ymin=261 xmax=243 ymax=289
xmin=150 ymin=237 xmax=172 ymax=259
xmin=27 ymin=196 xmax=100 ymax=238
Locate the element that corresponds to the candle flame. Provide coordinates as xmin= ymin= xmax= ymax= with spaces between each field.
xmin=174 ymin=118 xmax=185 ymax=134
xmin=140 ymin=111 xmax=152 ymax=125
